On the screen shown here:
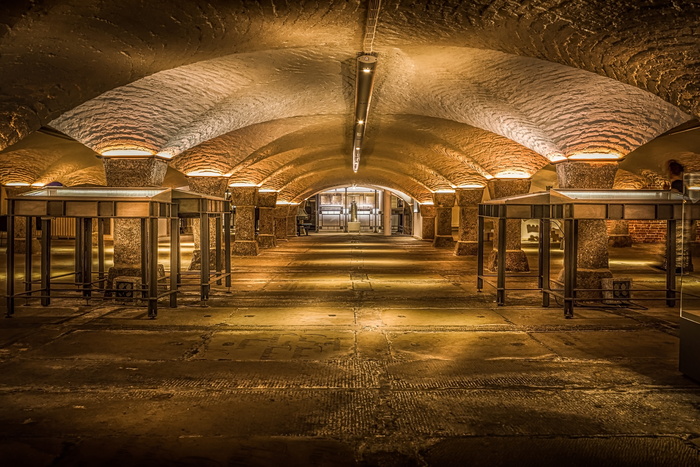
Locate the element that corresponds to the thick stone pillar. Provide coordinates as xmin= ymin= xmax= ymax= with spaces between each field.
xmin=273 ymin=204 xmax=289 ymax=242
xmin=454 ymin=186 xmax=485 ymax=256
xmin=186 ymin=175 xmax=229 ymax=270
xmin=287 ymin=204 xmax=298 ymax=239
xmin=230 ymin=185 xmax=259 ymax=256
xmin=103 ymin=156 xmax=168 ymax=283
xmin=488 ymin=179 xmax=531 ymax=272
xmin=556 ymin=161 xmax=618 ymax=296
xmin=419 ymin=204 xmax=436 ymax=240
xmin=257 ymin=191 xmax=278 ymax=248
xmin=433 ymin=191 xmax=456 ymax=248
xmin=383 ymin=190 xmax=392 ymax=236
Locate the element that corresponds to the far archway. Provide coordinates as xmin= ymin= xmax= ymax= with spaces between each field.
xmin=305 ymin=185 xmax=415 ymax=236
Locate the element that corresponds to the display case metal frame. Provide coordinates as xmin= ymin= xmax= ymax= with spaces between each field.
xmin=5 ymin=187 xmax=231 ymax=319
xmin=171 ymin=189 xmax=232 ymax=304
xmin=478 ymin=189 xmax=685 ymax=318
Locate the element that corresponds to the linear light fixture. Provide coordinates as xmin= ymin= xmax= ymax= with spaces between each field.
xmin=352 ymin=54 xmax=378 ymax=173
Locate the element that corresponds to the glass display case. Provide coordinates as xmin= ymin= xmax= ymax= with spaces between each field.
xmin=680 ymin=173 xmax=700 ymax=382
xmin=479 ymin=189 xmax=684 ymax=318
xmin=5 ymin=187 xmax=231 ymax=319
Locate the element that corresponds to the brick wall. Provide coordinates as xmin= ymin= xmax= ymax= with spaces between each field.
xmin=628 ymin=220 xmax=666 ymax=243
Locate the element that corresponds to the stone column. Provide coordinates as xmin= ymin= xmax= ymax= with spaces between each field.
xmin=419 ymin=204 xmax=436 ymax=240
xmin=433 ymin=191 xmax=456 ymax=248
xmin=230 ymin=185 xmax=258 ymax=256
xmin=287 ymin=204 xmax=298 ymax=238
xmin=5 ymin=186 xmax=41 ymax=254
xmin=607 ymin=220 xmax=633 ymax=247
xmin=556 ymin=161 xmax=618 ymax=296
xmin=454 ymin=186 xmax=485 ymax=256
xmin=383 ymin=190 xmax=392 ymax=236
xmin=488 ymin=179 xmax=531 ymax=272
xmin=186 ymin=175 xmax=230 ymax=270
xmin=103 ymin=156 xmax=168 ymax=283
xmin=273 ymin=204 xmax=289 ymax=242
xmin=257 ymin=191 xmax=278 ymax=248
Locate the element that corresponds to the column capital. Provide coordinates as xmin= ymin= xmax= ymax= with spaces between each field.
xmin=186 ymin=175 xmax=230 ymax=197
xmin=455 ymin=186 xmax=485 ymax=206
xmin=257 ymin=191 xmax=278 ymax=208
xmin=229 ymin=185 xmax=258 ymax=206
xmin=419 ymin=204 xmax=437 ymax=218
xmin=488 ymin=178 xmax=531 ymax=199
xmin=432 ymin=191 xmax=456 ymax=207
xmin=4 ymin=185 xmax=34 ymax=197
xmin=102 ymin=157 xmax=168 ymax=187
xmin=555 ymin=160 xmax=618 ymax=189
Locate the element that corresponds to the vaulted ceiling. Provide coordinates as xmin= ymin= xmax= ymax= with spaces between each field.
xmin=1 ymin=0 xmax=698 ymax=201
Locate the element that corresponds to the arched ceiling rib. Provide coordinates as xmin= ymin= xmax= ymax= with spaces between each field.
xmin=252 ymin=152 xmax=455 ymax=193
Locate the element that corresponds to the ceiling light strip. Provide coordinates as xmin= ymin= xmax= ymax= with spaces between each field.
xmin=352 ymin=54 xmax=378 ymax=173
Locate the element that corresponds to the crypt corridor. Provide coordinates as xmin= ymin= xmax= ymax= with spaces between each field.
xmin=1 ymin=0 xmax=700 ymax=465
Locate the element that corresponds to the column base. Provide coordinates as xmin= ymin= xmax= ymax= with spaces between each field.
xmin=433 ymin=235 xmax=456 ymax=248
xmin=556 ymin=268 xmax=613 ymax=300
xmin=106 ymin=265 xmax=165 ymax=297
xmin=488 ymin=250 xmax=530 ymax=272
xmin=188 ymin=249 xmax=225 ymax=271
xmin=257 ymin=234 xmax=276 ymax=249
xmin=454 ymin=241 xmax=478 ymax=256
xmin=608 ymin=235 xmax=633 ymax=247
xmin=233 ymin=240 xmax=259 ymax=256
xmin=662 ymin=256 xmax=694 ymax=273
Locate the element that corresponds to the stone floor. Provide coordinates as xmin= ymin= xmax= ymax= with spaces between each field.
xmin=0 ymin=233 xmax=699 ymax=466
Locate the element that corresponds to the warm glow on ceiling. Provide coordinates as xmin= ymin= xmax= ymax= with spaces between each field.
xmin=101 ymin=149 xmax=154 ymax=157
xmin=5 ymin=182 xmax=30 ymax=186
xmin=31 ymin=182 xmax=46 ymax=187
xmin=456 ymin=184 xmax=485 ymax=189
xmin=494 ymin=170 xmax=531 ymax=179
xmin=567 ymin=152 xmax=622 ymax=161
xmin=229 ymin=182 xmax=259 ymax=187
xmin=549 ymin=154 xmax=568 ymax=163
xmin=434 ymin=189 xmax=456 ymax=193
xmin=186 ymin=170 xmax=227 ymax=177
